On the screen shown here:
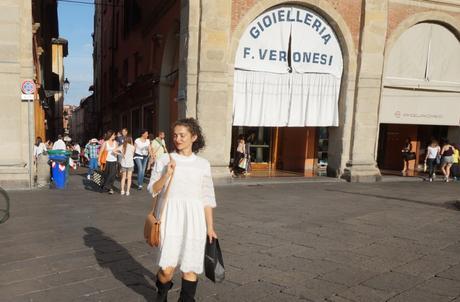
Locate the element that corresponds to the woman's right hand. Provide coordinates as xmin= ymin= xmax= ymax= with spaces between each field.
xmin=166 ymin=158 xmax=176 ymax=176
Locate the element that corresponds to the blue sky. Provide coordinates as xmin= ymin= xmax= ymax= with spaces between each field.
xmin=58 ymin=0 xmax=94 ymax=106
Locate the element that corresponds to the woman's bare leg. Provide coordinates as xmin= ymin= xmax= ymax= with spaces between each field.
xmin=127 ymin=171 xmax=133 ymax=192
xmin=120 ymin=172 xmax=126 ymax=192
xmin=441 ymin=163 xmax=447 ymax=177
xmin=182 ymin=271 xmax=198 ymax=282
xmin=446 ymin=164 xmax=452 ymax=179
xmin=158 ymin=267 xmax=176 ymax=283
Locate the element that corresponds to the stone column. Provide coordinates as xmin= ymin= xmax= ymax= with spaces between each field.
xmin=179 ymin=0 xmax=200 ymax=119
xmin=343 ymin=0 xmax=388 ymax=182
xmin=0 ymin=0 xmax=34 ymax=189
xmin=187 ymin=0 xmax=232 ymax=174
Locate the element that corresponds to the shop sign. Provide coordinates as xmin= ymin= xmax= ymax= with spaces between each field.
xmin=235 ymin=6 xmax=343 ymax=78
xmin=380 ymin=88 xmax=460 ymax=126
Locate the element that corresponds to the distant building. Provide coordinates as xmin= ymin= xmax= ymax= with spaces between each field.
xmin=0 ymin=0 xmax=68 ymax=189
xmin=94 ymin=0 xmax=460 ymax=181
xmin=32 ymin=1 xmax=68 ymax=143
xmin=69 ymin=93 xmax=98 ymax=145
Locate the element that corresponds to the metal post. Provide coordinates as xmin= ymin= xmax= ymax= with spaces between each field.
xmin=28 ymin=97 xmax=34 ymax=189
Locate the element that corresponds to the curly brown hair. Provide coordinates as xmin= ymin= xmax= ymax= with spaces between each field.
xmin=173 ymin=118 xmax=205 ymax=153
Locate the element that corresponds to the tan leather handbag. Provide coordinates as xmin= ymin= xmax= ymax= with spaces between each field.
xmin=144 ymin=159 xmax=174 ymax=247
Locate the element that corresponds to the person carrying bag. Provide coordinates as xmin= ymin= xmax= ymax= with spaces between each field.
xmin=144 ymin=154 xmax=174 ymax=247
xmin=146 ymin=118 xmax=218 ymax=302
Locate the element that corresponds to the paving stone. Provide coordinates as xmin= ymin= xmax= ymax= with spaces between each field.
xmin=387 ymin=289 xmax=453 ymax=302
xmin=259 ymin=291 xmax=306 ymax=302
xmin=336 ymin=285 xmax=395 ymax=302
xmin=415 ymin=276 xmax=460 ymax=297
xmin=260 ymin=243 xmax=313 ymax=258
xmin=392 ymin=255 xmax=453 ymax=278
xmin=361 ymin=271 xmax=425 ymax=293
xmin=436 ymin=264 xmax=460 ymax=281
xmin=38 ymin=267 xmax=106 ymax=287
xmin=18 ymin=282 xmax=98 ymax=302
xmin=214 ymin=280 xmax=284 ymax=301
xmin=353 ymin=242 xmax=424 ymax=264
xmin=317 ymin=267 xmax=379 ymax=287
xmin=0 ymin=279 xmax=49 ymax=299
xmin=83 ymin=276 xmax=123 ymax=292
xmin=2 ymin=173 xmax=460 ymax=301
xmin=283 ymin=278 xmax=349 ymax=301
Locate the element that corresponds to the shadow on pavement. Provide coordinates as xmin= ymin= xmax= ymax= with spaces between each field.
xmin=83 ymin=227 xmax=157 ymax=300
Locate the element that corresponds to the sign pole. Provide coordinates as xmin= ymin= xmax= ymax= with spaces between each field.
xmin=21 ymin=80 xmax=36 ymax=189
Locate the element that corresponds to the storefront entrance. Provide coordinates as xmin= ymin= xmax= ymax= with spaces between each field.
xmin=231 ymin=126 xmax=329 ymax=175
xmin=377 ymin=124 xmax=449 ymax=173
xmin=231 ymin=5 xmax=343 ymax=177
xmin=377 ymin=22 xmax=460 ymax=175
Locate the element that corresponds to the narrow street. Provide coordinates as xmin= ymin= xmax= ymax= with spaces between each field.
xmin=1 ymin=172 xmax=459 ymax=301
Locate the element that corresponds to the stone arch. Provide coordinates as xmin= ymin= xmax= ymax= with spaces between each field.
xmin=158 ymin=20 xmax=180 ymax=140
xmin=376 ymin=12 xmax=460 ymax=172
xmin=384 ymin=11 xmax=460 ymax=69
xmin=226 ymin=0 xmax=358 ymax=176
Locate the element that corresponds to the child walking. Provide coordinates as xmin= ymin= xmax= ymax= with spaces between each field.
xmin=116 ymin=136 xmax=135 ymax=196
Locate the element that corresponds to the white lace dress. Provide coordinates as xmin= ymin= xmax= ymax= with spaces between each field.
xmin=147 ymin=152 xmax=216 ymax=274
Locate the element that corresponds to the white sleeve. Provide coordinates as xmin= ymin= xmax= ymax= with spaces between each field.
xmin=201 ymin=162 xmax=216 ymax=208
xmin=147 ymin=155 xmax=168 ymax=196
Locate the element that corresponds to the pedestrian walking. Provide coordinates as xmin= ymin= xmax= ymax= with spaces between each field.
xmin=52 ymin=134 xmax=66 ymax=150
xmin=116 ymin=128 xmax=129 ymax=175
xmin=33 ymin=137 xmax=47 ymax=160
xmin=99 ymin=131 xmax=119 ymax=194
xmin=33 ymin=137 xmax=48 ymax=178
xmin=84 ymin=138 xmax=100 ymax=180
xmin=147 ymin=118 xmax=217 ymax=302
xmin=424 ymin=139 xmax=440 ymax=182
xmin=45 ymin=139 xmax=53 ymax=150
xmin=147 ymin=131 xmax=168 ymax=171
xmin=115 ymin=136 xmax=135 ymax=196
xmin=73 ymin=142 xmax=81 ymax=154
xmin=401 ymin=137 xmax=415 ymax=174
xmin=451 ymin=144 xmax=459 ymax=181
xmin=440 ymin=139 xmax=455 ymax=182
xmin=232 ymin=134 xmax=247 ymax=177
xmin=116 ymin=128 xmax=129 ymax=145
xmin=134 ymin=129 xmax=151 ymax=190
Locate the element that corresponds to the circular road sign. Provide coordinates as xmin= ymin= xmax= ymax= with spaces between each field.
xmin=21 ymin=80 xmax=36 ymax=95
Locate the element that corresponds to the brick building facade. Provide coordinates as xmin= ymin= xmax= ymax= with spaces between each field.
xmin=94 ymin=0 xmax=180 ymax=140
xmin=95 ymin=0 xmax=460 ymax=181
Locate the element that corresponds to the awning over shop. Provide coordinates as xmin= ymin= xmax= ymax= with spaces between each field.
xmin=233 ymin=6 xmax=343 ymax=127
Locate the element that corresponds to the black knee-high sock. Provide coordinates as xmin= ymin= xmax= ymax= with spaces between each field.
xmin=179 ymin=279 xmax=198 ymax=302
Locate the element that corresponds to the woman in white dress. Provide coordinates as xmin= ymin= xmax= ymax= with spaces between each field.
xmin=147 ymin=118 xmax=217 ymax=302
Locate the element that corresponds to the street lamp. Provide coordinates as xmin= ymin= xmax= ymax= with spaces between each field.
xmin=63 ymin=78 xmax=70 ymax=94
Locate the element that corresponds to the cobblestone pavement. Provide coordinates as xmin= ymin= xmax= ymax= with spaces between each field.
xmin=1 ymin=171 xmax=460 ymax=302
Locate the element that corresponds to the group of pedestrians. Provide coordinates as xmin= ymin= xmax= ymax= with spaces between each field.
xmin=88 ymin=129 xmax=168 ymax=195
xmin=424 ymin=139 xmax=459 ymax=182
xmin=402 ymin=137 xmax=460 ymax=182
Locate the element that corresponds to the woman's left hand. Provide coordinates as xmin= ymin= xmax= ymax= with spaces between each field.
xmin=207 ymin=228 xmax=217 ymax=243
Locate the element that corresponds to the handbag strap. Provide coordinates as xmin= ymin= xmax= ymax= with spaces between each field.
xmin=151 ymin=154 xmax=175 ymax=220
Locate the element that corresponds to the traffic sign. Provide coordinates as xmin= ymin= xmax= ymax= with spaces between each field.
xmin=21 ymin=80 xmax=36 ymax=95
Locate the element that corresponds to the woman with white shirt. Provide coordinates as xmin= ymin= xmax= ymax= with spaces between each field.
xmin=99 ymin=130 xmax=119 ymax=194
xmin=33 ymin=137 xmax=47 ymax=160
xmin=114 ymin=136 xmax=135 ymax=196
xmin=424 ymin=139 xmax=440 ymax=182
xmin=147 ymin=118 xmax=217 ymax=302
xmin=134 ymin=130 xmax=152 ymax=190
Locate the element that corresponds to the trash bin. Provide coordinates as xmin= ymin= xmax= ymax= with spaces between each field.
xmin=50 ymin=157 xmax=67 ymax=189
xmin=48 ymin=150 xmax=71 ymax=189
